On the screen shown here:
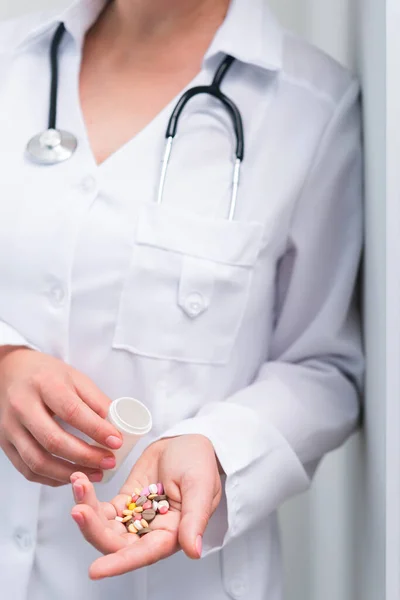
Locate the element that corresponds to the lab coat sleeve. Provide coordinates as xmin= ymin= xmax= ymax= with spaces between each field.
xmin=0 ymin=320 xmax=37 ymax=350
xmin=159 ymin=80 xmax=363 ymax=554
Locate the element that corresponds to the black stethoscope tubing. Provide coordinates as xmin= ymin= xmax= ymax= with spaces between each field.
xmin=26 ymin=22 xmax=245 ymax=220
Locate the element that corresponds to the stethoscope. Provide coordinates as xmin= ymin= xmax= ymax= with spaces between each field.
xmin=26 ymin=23 xmax=244 ymax=221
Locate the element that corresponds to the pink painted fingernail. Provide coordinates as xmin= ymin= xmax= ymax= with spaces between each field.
xmin=73 ymin=483 xmax=84 ymax=503
xmin=99 ymin=457 xmax=116 ymax=470
xmin=105 ymin=435 xmax=123 ymax=449
xmin=196 ymin=535 xmax=202 ymax=558
xmin=72 ymin=512 xmax=85 ymax=528
xmin=88 ymin=471 xmax=103 ymax=483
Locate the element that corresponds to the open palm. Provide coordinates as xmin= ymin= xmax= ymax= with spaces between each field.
xmin=70 ymin=435 xmax=222 ymax=579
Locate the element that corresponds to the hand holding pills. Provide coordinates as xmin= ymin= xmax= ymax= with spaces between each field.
xmin=70 ymin=434 xmax=222 ymax=579
xmin=0 ymin=348 xmax=123 ymax=486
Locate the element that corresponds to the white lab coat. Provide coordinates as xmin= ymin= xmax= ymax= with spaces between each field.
xmin=0 ymin=0 xmax=363 ymax=599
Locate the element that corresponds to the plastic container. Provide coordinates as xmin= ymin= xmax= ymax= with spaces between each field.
xmin=99 ymin=397 xmax=152 ymax=484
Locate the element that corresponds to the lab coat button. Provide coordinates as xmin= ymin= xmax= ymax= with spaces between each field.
xmin=183 ymin=292 xmax=206 ymax=318
xmin=80 ymin=175 xmax=97 ymax=193
xmin=14 ymin=529 xmax=33 ymax=551
xmin=49 ymin=284 xmax=65 ymax=306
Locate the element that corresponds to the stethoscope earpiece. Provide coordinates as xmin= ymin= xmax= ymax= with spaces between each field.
xmin=26 ymin=128 xmax=78 ymax=165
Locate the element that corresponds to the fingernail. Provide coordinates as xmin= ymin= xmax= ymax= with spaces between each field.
xmin=88 ymin=471 xmax=103 ymax=483
xmin=71 ymin=512 xmax=85 ymax=528
xmin=73 ymin=483 xmax=84 ymax=503
xmin=105 ymin=435 xmax=123 ymax=449
xmin=196 ymin=535 xmax=202 ymax=558
xmin=99 ymin=457 xmax=116 ymax=470
xmin=70 ymin=474 xmax=79 ymax=484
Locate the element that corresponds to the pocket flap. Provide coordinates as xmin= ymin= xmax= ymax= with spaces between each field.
xmin=135 ymin=203 xmax=264 ymax=267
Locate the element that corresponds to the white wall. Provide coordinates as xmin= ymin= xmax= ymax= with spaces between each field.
xmin=386 ymin=1 xmax=400 ymax=598
xmin=0 ymin=1 xmax=388 ymax=599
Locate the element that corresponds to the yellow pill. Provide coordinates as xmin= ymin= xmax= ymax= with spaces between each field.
xmin=141 ymin=519 xmax=149 ymax=528
xmin=134 ymin=488 xmax=142 ymax=496
xmin=128 ymin=503 xmax=136 ymax=511
xmin=127 ymin=523 xmax=138 ymax=534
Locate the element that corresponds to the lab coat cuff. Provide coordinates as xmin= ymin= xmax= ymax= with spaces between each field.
xmin=0 ymin=321 xmax=37 ymax=351
xmin=159 ymin=401 xmax=309 ymax=556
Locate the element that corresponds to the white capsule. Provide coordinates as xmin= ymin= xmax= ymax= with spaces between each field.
xmin=115 ymin=516 xmax=124 ymax=522
xmin=149 ymin=483 xmax=158 ymax=495
xmin=134 ymin=520 xmax=143 ymax=531
xmin=152 ymin=501 xmax=158 ymax=511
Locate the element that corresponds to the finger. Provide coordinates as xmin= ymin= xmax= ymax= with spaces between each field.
xmin=89 ymin=529 xmax=177 ymax=579
xmin=100 ymin=502 xmax=119 ymax=521
xmin=71 ymin=473 xmax=111 ymax=518
xmin=19 ymin=403 xmax=117 ymax=468
xmin=13 ymin=426 xmax=104 ymax=484
xmin=179 ymin=472 xmax=216 ymax=559
xmin=72 ymin=370 xmax=113 ymax=419
xmin=2 ymin=438 xmax=63 ymax=487
xmin=71 ymin=472 xmax=119 ymax=520
xmin=42 ymin=384 xmax=123 ymax=449
xmin=71 ymin=504 xmax=129 ymax=554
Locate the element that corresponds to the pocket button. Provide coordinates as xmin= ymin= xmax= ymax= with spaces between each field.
xmin=183 ymin=292 xmax=207 ymax=318
xmin=230 ymin=580 xmax=246 ymax=598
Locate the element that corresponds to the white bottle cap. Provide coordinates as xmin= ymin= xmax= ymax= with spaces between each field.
xmin=100 ymin=397 xmax=152 ymax=484
xmin=109 ymin=397 xmax=152 ymax=436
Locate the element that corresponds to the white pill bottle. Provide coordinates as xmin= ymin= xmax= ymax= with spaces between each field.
xmin=100 ymin=397 xmax=152 ymax=484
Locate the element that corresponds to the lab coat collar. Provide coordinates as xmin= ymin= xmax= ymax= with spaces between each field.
xmin=204 ymin=0 xmax=283 ymax=71
xmin=7 ymin=0 xmax=283 ymax=72
xmin=5 ymin=0 xmax=108 ymax=53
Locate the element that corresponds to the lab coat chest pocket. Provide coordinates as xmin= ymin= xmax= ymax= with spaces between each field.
xmin=113 ymin=203 xmax=264 ymax=364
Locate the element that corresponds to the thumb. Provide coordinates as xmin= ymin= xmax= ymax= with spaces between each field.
xmin=178 ymin=471 xmax=215 ymax=559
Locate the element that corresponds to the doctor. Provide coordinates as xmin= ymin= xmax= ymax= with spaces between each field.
xmin=0 ymin=0 xmax=362 ymax=599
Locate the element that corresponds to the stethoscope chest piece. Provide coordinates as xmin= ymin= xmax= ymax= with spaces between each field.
xmin=26 ymin=128 xmax=78 ymax=165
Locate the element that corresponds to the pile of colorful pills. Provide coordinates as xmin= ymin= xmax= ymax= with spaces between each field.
xmin=115 ymin=483 xmax=170 ymax=537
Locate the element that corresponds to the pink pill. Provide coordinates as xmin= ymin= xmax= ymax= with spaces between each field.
xmin=141 ymin=487 xmax=150 ymax=497
xmin=131 ymin=494 xmax=139 ymax=503
xmin=159 ymin=505 xmax=168 ymax=515
xmin=157 ymin=483 xmax=164 ymax=495
xmin=143 ymin=501 xmax=152 ymax=510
